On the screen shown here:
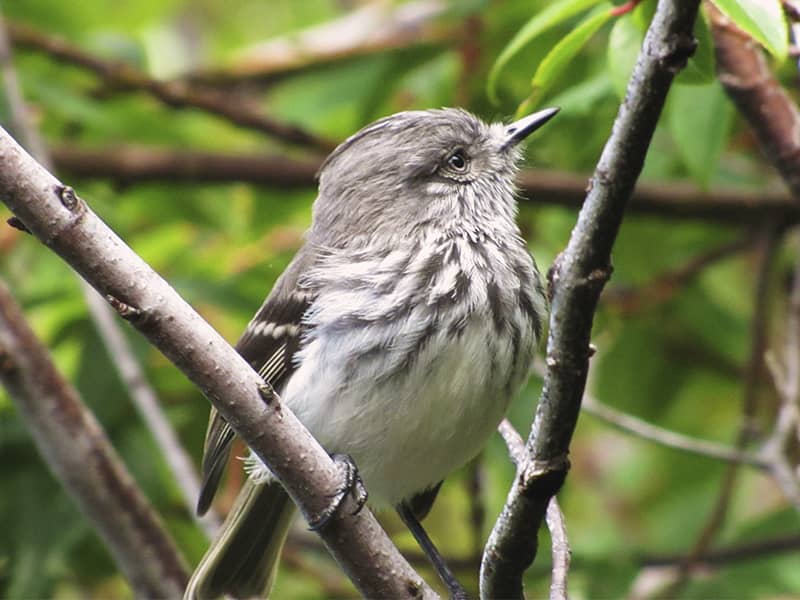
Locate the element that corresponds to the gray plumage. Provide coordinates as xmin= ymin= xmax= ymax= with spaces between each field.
xmin=186 ymin=107 xmax=555 ymax=599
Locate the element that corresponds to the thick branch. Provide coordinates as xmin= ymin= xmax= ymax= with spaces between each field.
xmin=0 ymin=280 xmax=189 ymax=598
xmin=709 ymin=3 xmax=800 ymax=197
xmin=7 ymin=21 xmax=336 ymax=153
xmin=46 ymin=144 xmax=799 ymax=224
xmin=0 ymin=129 xmax=435 ymax=599
xmin=480 ymin=1 xmax=702 ymax=598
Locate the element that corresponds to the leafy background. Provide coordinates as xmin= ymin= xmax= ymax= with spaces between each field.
xmin=1 ymin=0 xmax=798 ymax=598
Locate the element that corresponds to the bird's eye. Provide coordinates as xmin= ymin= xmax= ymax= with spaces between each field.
xmin=447 ymin=150 xmax=468 ymax=171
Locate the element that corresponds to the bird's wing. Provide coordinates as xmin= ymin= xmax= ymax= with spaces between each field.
xmin=197 ymin=249 xmax=314 ymax=515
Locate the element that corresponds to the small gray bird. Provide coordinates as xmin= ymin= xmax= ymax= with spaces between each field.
xmin=186 ymin=106 xmax=558 ymax=599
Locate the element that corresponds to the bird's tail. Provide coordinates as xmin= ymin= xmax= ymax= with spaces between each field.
xmin=185 ymin=479 xmax=295 ymax=600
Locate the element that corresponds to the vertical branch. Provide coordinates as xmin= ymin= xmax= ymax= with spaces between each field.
xmin=497 ymin=418 xmax=572 ymax=600
xmin=481 ymin=1 xmax=702 ymax=597
xmin=0 ymin=281 xmax=189 ymax=598
xmin=545 ymin=498 xmax=570 ymax=600
xmin=761 ymin=238 xmax=800 ymax=510
xmin=632 ymin=225 xmax=782 ymax=598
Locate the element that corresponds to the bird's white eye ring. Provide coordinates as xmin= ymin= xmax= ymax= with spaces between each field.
xmin=447 ymin=150 xmax=468 ymax=171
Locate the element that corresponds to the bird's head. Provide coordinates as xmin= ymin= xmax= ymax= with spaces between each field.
xmin=311 ymin=107 xmax=558 ymax=248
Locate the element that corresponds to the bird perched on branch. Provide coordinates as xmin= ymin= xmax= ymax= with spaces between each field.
xmin=186 ymin=106 xmax=558 ymax=599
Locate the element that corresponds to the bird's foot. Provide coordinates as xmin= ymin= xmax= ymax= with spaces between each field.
xmin=308 ymin=453 xmax=368 ymax=531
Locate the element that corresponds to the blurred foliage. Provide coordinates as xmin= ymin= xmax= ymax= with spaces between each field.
xmin=0 ymin=0 xmax=798 ymax=598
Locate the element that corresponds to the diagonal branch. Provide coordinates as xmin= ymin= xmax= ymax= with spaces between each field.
xmin=0 ymin=129 xmax=436 ymax=599
xmin=0 ymin=280 xmax=190 ymax=598
xmin=480 ymin=1 xmax=702 ymax=597
xmin=83 ymin=287 xmax=222 ymax=538
xmin=709 ymin=3 xmax=800 ymax=197
xmin=7 ymin=21 xmax=336 ymax=153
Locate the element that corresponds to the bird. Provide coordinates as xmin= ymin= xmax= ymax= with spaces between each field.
xmin=185 ymin=106 xmax=558 ymax=599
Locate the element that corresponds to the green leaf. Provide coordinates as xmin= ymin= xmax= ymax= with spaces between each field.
xmin=547 ymin=74 xmax=614 ymax=116
xmin=676 ymin=12 xmax=715 ymax=84
xmin=525 ymin=5 xmax=613 ymax=109
xmin=631 ymin=0 xmax=657 ymax=31
xmin=668 ymin=82 xmax=733 ymax=187
xmin=607 ymin=14 xmax=643 ymax=98
xmin=488 ymin=0 xmax=605 ymax=104
xmin=608 ymin=11 xmax=714 ymax=99
xmin=711 ymin=0 xmax=788 ymax=60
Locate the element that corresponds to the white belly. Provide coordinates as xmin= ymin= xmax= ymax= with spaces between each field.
xmin=249 ymin=235 xmax=542 ymax=506
xmin=282 ymin=308 xmax=524 ymax=505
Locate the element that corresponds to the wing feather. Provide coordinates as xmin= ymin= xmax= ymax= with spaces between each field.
xmin=197 ymin=249 xmax=314 ymax=515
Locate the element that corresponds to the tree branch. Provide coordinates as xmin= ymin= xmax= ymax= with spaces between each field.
xmin=709 ymin=3 xmax=800 ymax=197
xmin=44 ymin=144 xmax=800 ymax=224
xmin=602 ymin=233 xmax=759 ymax=314
xmin=7 ymin=21 xmax=336 ymax=153
xmin=83 ymin=286 xmax=222 ymax=538
xmin=480 ymin=1 xmax=702 ymax=597
xmin=545 ymin=499 xmax=570 ymax=600
xmin=641 ymin=531 xmax=800 ymax=567
xmin=498 ymin=418 xmax=571 ymax=600
xmin=581 ymin=394 xmax=767 ymax=468
xmin=0 ymin=129 xmax=435 ymax=599
xmin=657 ymin=225 xmax=783 ymax=598
xmin=189 ymin=0 xmax=454 ymax=85
xmin=761 ymin=241 xmax=800 ymax=511
xmin=0 ymin=280 xmax=189 ymax=598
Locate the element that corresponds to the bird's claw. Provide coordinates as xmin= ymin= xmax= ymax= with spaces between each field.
xmin=307 ymin=454 xmax=368 ymax=531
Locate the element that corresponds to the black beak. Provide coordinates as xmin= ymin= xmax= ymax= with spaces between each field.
xmin=502 ymin=107 xmax=559 ymax=149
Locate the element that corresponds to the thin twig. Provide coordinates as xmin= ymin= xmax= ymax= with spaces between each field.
xmin=641 ymin=531 xmax=800 ymax=567
xmin=0 ymin=281 xmax=189 ymax=597
xmin=82 ymin=286 xmax=222 ymax=538
xmin=0 ymin=19 xmax=46 ymax=160
xmin=7 ymin=21 xmax=336 ymax=153
xmin=545 ymin=498 xmax=570 ymax=600
xmin=760 ymin=240 xmax=800 ymax=510
xmin=498 ymin=418 xmax=571 ymax=600
xmin=659 ymin=225 xmax=783 ymax=598
xmin=498 ymin=418 xmax=526 ymax=466
xmin=480 ymin=1 xmax=702 ymax=597
xmin=602 ymin=234 xmax=759 ymax=314
xmin=581 ymin=394 xmax=767 ymax=468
